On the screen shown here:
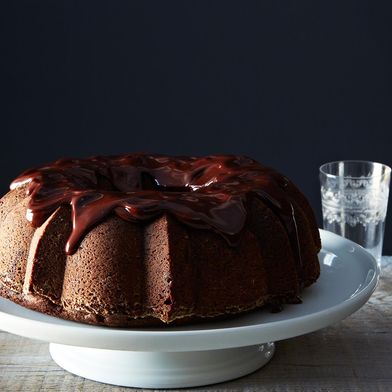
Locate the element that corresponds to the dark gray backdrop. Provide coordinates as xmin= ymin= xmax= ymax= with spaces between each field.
xmin=2 ymin=1 xmax=392 ymax=252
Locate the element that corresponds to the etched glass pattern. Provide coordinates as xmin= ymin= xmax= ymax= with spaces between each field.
xmin=321 ymin=177 xmax=389 ymax=227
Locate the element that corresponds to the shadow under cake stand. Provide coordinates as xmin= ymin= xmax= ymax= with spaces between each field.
xmin=0 ymin=230 xmax=379 ymax=388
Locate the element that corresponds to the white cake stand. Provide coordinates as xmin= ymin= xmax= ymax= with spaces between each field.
xmin=0 ymin=230 xmax=379 ymax=388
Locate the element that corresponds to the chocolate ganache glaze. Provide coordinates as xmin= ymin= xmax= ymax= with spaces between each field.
xmin=10 ymin=154 xmax=301 ymax=261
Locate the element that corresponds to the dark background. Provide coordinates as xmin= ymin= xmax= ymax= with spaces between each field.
xmin=1 ymin=1 xmax=392 ymax=252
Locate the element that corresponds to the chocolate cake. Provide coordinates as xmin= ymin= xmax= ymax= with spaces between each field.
xmin=0 ymin=154 xmax=321 ymax=326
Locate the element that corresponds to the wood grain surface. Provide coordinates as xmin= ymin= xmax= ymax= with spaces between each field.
xmin=1 ymin=257 xmax=391 ymax=392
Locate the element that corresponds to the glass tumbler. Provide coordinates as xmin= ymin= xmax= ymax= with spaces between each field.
xmin=320 ymin=161 xmax=391 ymax=266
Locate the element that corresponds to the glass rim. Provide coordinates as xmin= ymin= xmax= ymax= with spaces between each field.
xmin=319 ymin=160 xmax=391 ymax=179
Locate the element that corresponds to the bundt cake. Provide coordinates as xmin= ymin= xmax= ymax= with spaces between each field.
xmin=0 ymin=154 xmax=321 ymax=326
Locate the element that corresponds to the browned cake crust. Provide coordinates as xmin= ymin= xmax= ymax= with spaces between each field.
xmin=0 ymin=155 xmax=321 ymax=327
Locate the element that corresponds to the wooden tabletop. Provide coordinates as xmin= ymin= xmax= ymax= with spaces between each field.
xmin=1 ymin=257 xmax=391 ymax=392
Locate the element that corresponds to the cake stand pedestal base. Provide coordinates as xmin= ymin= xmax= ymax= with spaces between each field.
xmin=49 ymin=342 xmax=275 ymax=388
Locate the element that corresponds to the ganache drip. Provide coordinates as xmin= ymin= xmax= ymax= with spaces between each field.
xmin=10 ymin=154 xmax=301 ymax=261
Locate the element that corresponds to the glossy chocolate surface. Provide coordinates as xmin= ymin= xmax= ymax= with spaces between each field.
xmin=11 ymin=154 xmax=300 ymax=258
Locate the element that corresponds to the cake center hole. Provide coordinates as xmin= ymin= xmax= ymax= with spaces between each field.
xmin=141 ymin=172 xmax=191 ymax=192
